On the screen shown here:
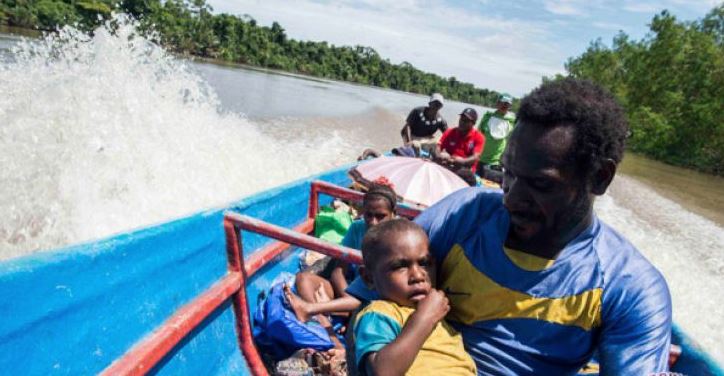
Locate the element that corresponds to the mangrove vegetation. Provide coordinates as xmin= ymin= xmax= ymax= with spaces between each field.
xmin=1 ymin=0 xmax=722 ymax=174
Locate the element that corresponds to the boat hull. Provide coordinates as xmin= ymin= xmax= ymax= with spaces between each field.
xmin=0 ymin=163 xmax=721 ymax=375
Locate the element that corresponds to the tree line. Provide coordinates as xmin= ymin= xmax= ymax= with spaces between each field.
xmin=0 ymin=0 xmax=507 ymax=108
xmin=563 ymin=5 xmax=723 ymax=175
xmin=2 ymin=1 xmax=721 ymax=174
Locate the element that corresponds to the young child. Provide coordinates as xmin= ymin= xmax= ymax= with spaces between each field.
xmin=353 ymin=219 xmax=476 ymax=375
xmin=285 ymin=184 xmax=398 ymax=322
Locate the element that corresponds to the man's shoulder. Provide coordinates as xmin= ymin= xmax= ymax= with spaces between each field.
xmin=423 ymin=187 xmax=504 ymax=219
xmin=440 ymin=127 xmax=455 ymax=138
xmin=471 ymin=129 xmax=485 ymax=141
xmin=593 ymin=220 xmax=669 ymax=306
xmin=409 ymin=106 xmax=425 ymax=115
xmin=407 ymin=106 xmax=424 ymax=120
xmin=416 ymin=188 xmax=505 ymax=236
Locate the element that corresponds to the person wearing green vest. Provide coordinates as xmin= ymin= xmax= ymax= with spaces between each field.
xmin=476 ymin=93 xmax=516 ymax=183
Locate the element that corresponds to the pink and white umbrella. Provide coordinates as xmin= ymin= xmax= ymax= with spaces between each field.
xmin=349 ymin=156 xmax=469 ymax=207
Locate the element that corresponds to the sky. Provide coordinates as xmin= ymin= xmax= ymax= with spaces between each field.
xmin=206 ymin=0 xmax=720 ymax=96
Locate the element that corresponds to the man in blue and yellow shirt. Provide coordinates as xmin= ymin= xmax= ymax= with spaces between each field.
xmin=412 ymin=79 xmax=671 ymax=375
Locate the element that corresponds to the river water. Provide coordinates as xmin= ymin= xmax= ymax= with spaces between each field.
xmin=1 ymin=21 xmax=722 ymax=363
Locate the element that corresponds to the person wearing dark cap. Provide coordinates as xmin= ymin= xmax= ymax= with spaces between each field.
xmin=436 ymin=108 xmax=485 ymax=172
xmin=401 ymin=93 xmax=448 ymax=155
xmin=476 ymin=93 xmax=516 ymax=183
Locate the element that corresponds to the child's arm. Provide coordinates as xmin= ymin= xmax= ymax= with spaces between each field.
xmin=307 ymin=295 xmax=362 ymax=316
xmin=284 ymin=284 xmax=361 ymax=322
xmin=364 ymin=290 xmax=449 ymax=376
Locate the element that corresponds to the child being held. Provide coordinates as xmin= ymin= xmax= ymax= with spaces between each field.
xmin=353 ymin=219 xmax=476 ymax=375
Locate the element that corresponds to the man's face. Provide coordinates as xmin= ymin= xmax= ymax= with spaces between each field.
xmin=429 ymin=101 xmax=443 ymax=112
xmin=496 ymin=101 xmax=511 ymax=114
xmin=458 ymin=116 xmax=475 ymax=134
xmin=501 ymin=122 xmax=592 ymax=249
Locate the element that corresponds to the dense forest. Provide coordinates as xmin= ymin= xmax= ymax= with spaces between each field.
xmin=0 ymin=0 xmax=505 ymax=107
xmin=1 ymin=1 xmax=722 ymax=174
xmin=563 ymin=5 xmax=723 ymax=175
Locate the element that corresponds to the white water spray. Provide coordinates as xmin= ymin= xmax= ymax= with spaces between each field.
xmin=0 ymin=17 xmax=354 ymax=260
xmin=597 ymin=175 xmax=724 ymax=364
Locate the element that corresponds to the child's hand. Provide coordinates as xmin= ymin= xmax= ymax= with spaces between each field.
xmin=414 ymin=289 xmax=449 ymax=323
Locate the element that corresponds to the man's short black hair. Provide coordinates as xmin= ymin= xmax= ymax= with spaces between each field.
xmin=516 ymin=78 xmax=628 ymax=177
xmin=361 ymin=218 xmax=426 ymax=270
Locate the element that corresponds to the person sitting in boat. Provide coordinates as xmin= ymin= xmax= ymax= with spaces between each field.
xmin=285 ymin=184 xmax=398 ymax=323
xmin=475 ymin=93 xmax=516 ymax=184
xmin=348 ymin=78 xmax=673 ymax=375
xmin=356 ymin=144 xmax=430 ymax=161
xmin=454 ymin=168 xmax=480 ymax=187
xmin=435 ymin=108 xmax=485 ymax=173
xmin=400 ymin=93 xmax=448 ymax=156
xmin=352 ymin=219 xmax=476 ymax=376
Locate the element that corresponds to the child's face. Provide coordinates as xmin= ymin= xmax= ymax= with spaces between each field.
xmin=368 ymin=230 xmax=435 ymax=308
xmin=363 ymin=198 xmax=394 ymax=227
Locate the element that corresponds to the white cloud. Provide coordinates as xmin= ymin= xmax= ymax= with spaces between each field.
xmin=623 ymin=0 xmax=718 ymax=15
xmin=208 ymin=0 xmax=565 ymax=95
xmin=543 ymin=0 xmax=588 ymax=16
xmin=592 ymin=21 xmax=627 ymax=31
xmin=622 ymin=2 xmax=661 ymax=13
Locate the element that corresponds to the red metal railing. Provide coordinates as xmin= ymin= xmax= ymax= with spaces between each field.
xmin=223 ymin=212 xmax=361 ymax=376
xmin=101 ymin=180 xmax=369 ymax=376
xmin=309 ymin=180 xmax=421 ymax=220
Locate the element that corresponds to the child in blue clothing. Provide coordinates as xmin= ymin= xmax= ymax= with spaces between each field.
xmin=285 ymin=184 xmax=397 ymax=322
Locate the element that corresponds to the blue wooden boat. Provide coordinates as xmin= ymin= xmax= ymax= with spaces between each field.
xmin=0 ymin=163 xmax=722 ymax=375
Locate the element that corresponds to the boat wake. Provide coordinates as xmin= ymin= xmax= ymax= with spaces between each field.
xmin=597 ymin=175 xmax=724 ymax=364
xmin=0 ymin=16 xmax=355 ymax=260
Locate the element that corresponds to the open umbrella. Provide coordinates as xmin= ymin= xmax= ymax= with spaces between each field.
xmin=349 ymin=156 xmax=469 ymax=207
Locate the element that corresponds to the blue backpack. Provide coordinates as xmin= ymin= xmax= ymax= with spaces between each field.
xmin=253 ymin=283 xmax=335 ymax=360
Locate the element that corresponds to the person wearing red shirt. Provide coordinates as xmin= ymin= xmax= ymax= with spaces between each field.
xmin=437 ymin=108 xmax=486 ymax=173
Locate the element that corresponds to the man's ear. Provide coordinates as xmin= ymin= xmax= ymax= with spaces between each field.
xmin=591 ymin=158 xmax=617 ymax=195
xmin=359 ymin=265 xmax=374 ymax=288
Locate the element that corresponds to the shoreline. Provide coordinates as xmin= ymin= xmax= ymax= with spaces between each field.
xmin=1 ymin=25 xmax=720 ymax=179
xmin=619 ymin=153 xmax=724 ymax=226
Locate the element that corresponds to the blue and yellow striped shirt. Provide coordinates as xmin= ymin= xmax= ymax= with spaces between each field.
xmin=414 ymin=188 xmax=672 ymax=376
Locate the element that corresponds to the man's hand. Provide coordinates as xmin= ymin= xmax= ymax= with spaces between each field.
xmin=438 ymin=151 xmax=453 ymax=163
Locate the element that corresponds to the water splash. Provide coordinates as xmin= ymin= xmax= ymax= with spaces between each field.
xmin=0 ymin=16 xmax=354 ymax=260
xmin=597 ymin=175 xmax=724 ymax=364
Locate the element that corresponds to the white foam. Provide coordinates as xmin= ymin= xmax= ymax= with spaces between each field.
xmin=0 ymin=16 xmax=355 ymax=260
xmin=597 ymin=174 xmax=724 ymax=364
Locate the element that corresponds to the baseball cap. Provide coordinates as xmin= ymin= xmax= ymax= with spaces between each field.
xmin=429 ymin=93 xmax=445 ymax=105
xmin=460 ymin=108 xmax=478 ymax=123
xmin=498 ymin=93 xmax=513 ymax=104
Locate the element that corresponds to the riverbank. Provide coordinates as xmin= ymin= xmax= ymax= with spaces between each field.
xmin=0 ymin=19 xmax=722 ymax=179
xmin=619 ymin=153 xmax=724 ymax=226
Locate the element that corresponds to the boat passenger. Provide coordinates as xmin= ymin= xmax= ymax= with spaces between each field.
xmin=400 ymin=93 xmax=448 ymax=156
xmin=454 ymin=168 xmax=479 ymax=187
xmin=350 ymin=78 xmax=673 ymax=375
xmin=436 ymin=108 xmax=485 ymax=173
xmin=475 ymin=93 xmax=516 ymax=183
xmin=352 ymin=219 xmax=476 ymax=376
xmin=286 ymin=184 xmax=398 ymax=323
